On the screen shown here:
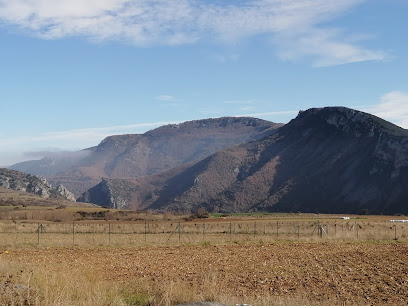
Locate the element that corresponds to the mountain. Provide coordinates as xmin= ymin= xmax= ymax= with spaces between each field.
xmin=0 ymin=168 xmax=76 ymax=201
xmin=11 ymin=117 xmax=282 ymax=197
xmin=79 ymin=107 xmax=408 ymax=215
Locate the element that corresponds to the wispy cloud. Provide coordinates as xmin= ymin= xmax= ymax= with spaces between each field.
xmin=156 ymin=95 xmax=178 ymax=102
xmin=242 ymin=110 xmax=300 ymax=117
xmin=0 ymin=120 xmax=181 ymax=148
xmin=0 ymin=120 xmax=182 ymax=165
xmin=275 ymin=28 xmax=386 ymax=67
xmin=240 ymin=106 xmax=255 ymax=112
xmin=224 ymin=99 xmax=257 ymax=105
xmin=209 ymin=52 xmax=240 ymax=63
xmin=361 ymin=91 xmax=408 ymax=129
xmin=0 ymin=0 xmax=386 ymax=66
xmin=237 ymin=110 xmax=299 ymax=124
xmin=23 ymin=149 xmax=91 ymax=160
xmin=199 ymin=107 xmax=224 ymax=116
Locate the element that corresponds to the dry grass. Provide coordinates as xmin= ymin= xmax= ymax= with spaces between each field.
xmin=0 ymin=205 xmax=186 ymax=224
xmin=1 ymin=242 xmax=407 ymax=305
xmin=0 ymin=217 xmax=406 ymax=248
xmin=0 ymin=262 xmax=151 ymax=306
xmin=0 ymin=210 xmax=407 ymax=305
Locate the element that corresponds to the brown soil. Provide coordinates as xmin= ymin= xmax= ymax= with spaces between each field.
xmin=1 ymin=242 xmax=407 ymax=305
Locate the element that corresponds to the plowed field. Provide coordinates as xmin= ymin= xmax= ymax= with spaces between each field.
xmin=1 ymin=242 xmax=407 ymax=305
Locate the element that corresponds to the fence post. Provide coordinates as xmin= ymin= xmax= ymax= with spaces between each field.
xmin=14 ymin=222 xmax=17 ymax=243
xmin=203 ymin=223 xmax=205 ymax=238
xmin=276 ymin=221 xmax=279 ymax=239
xmin=254 ymin=222 xmax=256 ymax=239
xmin=230 ymin=222 xmax=232 ymax=241
xmin=93 ymin=223 xmax=95 ymax=245
xmin=319 ymin=221 xmax=322 ymax=238
xmin=72 ymin=222 xmax=75 ymax=244
xmin=109 ymin=223 xmax=111 ymax=244
xmin=297 ymin=222 xmax=300 ymax=239
xmin=178 ymin=222 xmax=181 ymax=243
xmin=37 ymin=222 xmax=40 ymax=244
xmin=394 ymin=225 xmax=397 ymax=240
xmin=144 ymin=221 xmax=147 ymax=241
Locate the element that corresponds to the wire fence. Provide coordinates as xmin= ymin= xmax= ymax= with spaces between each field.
xmin=0 ymin=219 xmax=407 ymax=247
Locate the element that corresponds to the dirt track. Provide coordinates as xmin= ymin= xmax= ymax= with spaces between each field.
xmin=1 ymin=242 xmax=407 ymax=305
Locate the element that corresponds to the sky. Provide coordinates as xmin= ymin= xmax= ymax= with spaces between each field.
xmin=1 ymin=0 xmax=408 ymax=166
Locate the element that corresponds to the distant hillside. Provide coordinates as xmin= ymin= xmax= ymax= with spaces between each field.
xmin=0 ymin=168 xmax=76 ymax=201
xmin=10 ymin=150 xmax=93 ymax=177
xmin=11 ymin=117 xmax=282 ymax=196
xmin=79 ymin=107 xmax=408 ymax=215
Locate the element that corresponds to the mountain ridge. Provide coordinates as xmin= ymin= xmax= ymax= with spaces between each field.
xmin=79 ymin=107 xmax=408 ymax=215
xmin=11 ymin=116 xmax=282 ymax=196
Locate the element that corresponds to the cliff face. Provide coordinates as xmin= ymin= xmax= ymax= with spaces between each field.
xmin=78 ymin=178 xmax=142 ymax=209
xmin=11 ymin=117 xmax=281 ymax=197
xmin=0 ymin=168 xmax=76 ymax=201
xmin=79 ymin=107 xmax=408 ymax=215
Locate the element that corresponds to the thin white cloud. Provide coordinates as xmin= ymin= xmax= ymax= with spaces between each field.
xmin=209 ymin=52 xmax=240 ymax=63
xmin=224 ymin=99 xmax=257 ymax=105
xmin=362 ymin=91 xmax=408 ymax=129
xmin=240 ymin=106 xmax=255 ymax=111
xmin=242 ymin=110 xmax=299 ymax=117
xmin=23 ymin=149 xmax=91 ymax=161
xmin=275 ymin=28 xmax=386 ymax=67
xmin=0 ymin=0 xmax=386 ymax=66
xmin=0 ymin=120 xmax=182 ymax=165
xmin=0 ymin=120 xmax=181 ymax=148
xmin=199 ymin=107 xmax=224 ymax=116
xmin=156 ymin=95 xmax=178 ymax=101
xmin=236 ymin=110 xmax=299 ymax=124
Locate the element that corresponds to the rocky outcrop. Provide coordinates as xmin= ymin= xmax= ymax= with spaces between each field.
xmin=78 ymin=178 xmax=141 ymax=209
xmin=56 ymin=184 xmax=76 ymax=202
xmin=79 ymin=107 xmax=408 ymax=215
xmin=0 ymin=168 xmax=76 ymax=202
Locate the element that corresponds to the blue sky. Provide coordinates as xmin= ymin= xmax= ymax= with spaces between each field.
xmin=1 ymin=0 xmax=408 ymax=166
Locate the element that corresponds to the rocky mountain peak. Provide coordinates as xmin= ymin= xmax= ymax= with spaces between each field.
xmin=294 ymin=107 xmax=407 ymax=138
xmin=145 ymin=117 xmax=279 ymax=137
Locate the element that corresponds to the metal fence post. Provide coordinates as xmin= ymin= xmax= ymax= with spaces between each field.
xmin=297 ymin=222 xmax=300 ymax=239
xmin=203 ymin=223 xmax=205 ymax=238
xmin=178 ymin=222 xmax=181 ymax=243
